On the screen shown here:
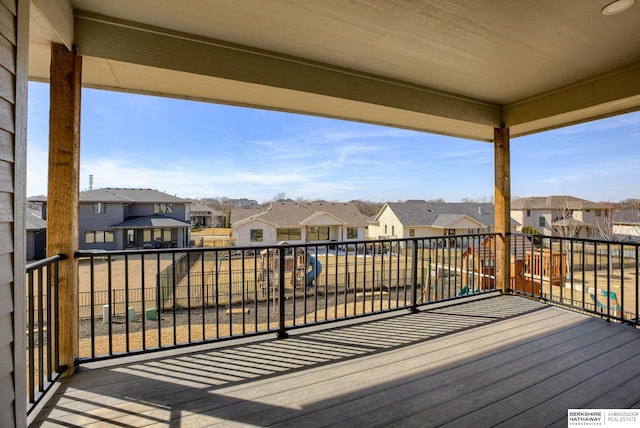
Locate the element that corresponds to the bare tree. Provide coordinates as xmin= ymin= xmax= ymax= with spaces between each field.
xmin=273 ymin=192 xmax=287 ymax=201
xmin=595 ymin=202 xmax=617 ymax=275
xmin=350 ymin=200 xmax=384 ymax=217
xmin=552 ymin=195 xmax=580 ymax=238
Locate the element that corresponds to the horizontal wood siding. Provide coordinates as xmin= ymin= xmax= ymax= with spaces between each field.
xmin=0 ymin=0 xmax=19 ymax=426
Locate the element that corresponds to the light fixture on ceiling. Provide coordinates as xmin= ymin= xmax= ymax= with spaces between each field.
xmin=601 ymin=0 xmax=635 ymax=15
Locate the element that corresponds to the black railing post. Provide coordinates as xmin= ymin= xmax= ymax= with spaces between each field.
xmin=277 ymin=246 xmax=289 ymax=339
xmin=410 ymin=239 xmax=419 ymax=313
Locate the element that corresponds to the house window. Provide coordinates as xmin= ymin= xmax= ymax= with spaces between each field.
xmin=595 ymin=209 xmax=602 ymax=217
xmin=526 ymin=209 xmax=531 ymax=217
xmin=539 ymin=217 xmax=545 ymax=227
xmin=250 ymin=229 xmax=263 ymax=242
xmin=154 ymin=203 xmax=173 ymax=214
xmin=93 ymin=203 xmax=106 ymax=214
xmin=277 ymin=228 xmax=301 ymax=240
xmin=384 ymin=225 xmax=388 ymax=235
xmin=307 ymin=227 xmax=329 ymax=241
xmin=391 ymin=226 xmax=395 ymax=236
xmin=85 ymin=230 xmax=114 ymax=244
xmin=446 ymin=229 xmax=456 ymax=235
xmin=347 ymin=227 xmax=358 ymax=239
xmin=127 ymin=230 xmax=135 ymax=246
xmin=143 ymin=229 xmax=152 ymax=242
xmin=409 ymin=228 xmax=415 ymax=237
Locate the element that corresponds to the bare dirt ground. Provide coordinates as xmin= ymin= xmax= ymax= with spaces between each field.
xmin=78 ymin=292 xmax=402 ymax=357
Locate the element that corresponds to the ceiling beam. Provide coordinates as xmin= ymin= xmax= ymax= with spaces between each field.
xmin=505 ymin=63 xmax=640 ymax=137
xmin=31 ymin=0 xmax=74 ymax=49
xmin=74 ymin=11 xmax=502 ymax=140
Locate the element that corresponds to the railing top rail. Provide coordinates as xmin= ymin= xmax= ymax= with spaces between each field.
xmin=512 ymin=232 xmax=640 ymax=247
xmin=74 ymin=233 xmax=500 ymax=258
xmin=26 ymin=253 xmax=67 ymax=273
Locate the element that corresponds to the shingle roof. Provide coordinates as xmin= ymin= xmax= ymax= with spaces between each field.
xmin=614 ymin=209 xmax=640 ymax=224
xmin=82 ymin=188 xmax=190 ymax=203
xmin=26 ymin=207 xmax=46 ymax=231
xmin=231 ymin=208 xmax=266 ymax=225
xmin=110 ymin=215 xmax=191 ymax=229
xmin=190 ymin=203 xmax=224 ymax=216
xmin=232 ymin=201 xmax=368 ymax=227
xmin=384 ymin=202 xmax=495 ymax=227
xmin=30 ymin=188 xmax=191 ymax=203
xmin=511 ymin=196 xmax=608 ymax=210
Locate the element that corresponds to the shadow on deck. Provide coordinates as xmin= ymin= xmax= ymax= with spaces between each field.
xmin=30 ymin=295 xmax=640 ymax=427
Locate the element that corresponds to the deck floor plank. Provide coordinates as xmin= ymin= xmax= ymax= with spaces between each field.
xmin=230 ymin=315 xmax=612 ymax=427
xmin=29 ymin=295 xmax=640 ymax=427
xmin=282 ymin=319 xmax=629 ymax=428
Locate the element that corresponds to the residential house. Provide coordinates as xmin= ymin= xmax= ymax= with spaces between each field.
xmin=368 ymin=201 xmax=503 ymax=241
xmin=232 ymin=198 xmax=261 ymax=209
xmin=26 ymin=204 xmax=47 ymax=260
xmin=190 ymin=203 xmax=226 ymax=228
xmin=613 ymin=208 xmax=640 ymax=242
xmin=32 ymin=188 xmax=192 ymax=250
xmin=232 ymin=201 xmax=368 ymax=247
xmin=511 ymin=196 xmax=613 ymax=238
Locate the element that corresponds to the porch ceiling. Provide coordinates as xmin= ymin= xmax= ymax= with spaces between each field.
xmin=28 ymin=0 xmax=640 ymax=141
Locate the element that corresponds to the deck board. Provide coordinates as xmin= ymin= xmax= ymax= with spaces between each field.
xmin=30 ymin=295 xmax=640 ymax=427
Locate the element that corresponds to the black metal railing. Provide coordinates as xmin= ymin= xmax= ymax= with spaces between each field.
xmin=25 ymin=254 xmax=67 ymax=416
xmin=74 ymin=234 xmax=497 ymax=362
xmin=31 ymin=233 xmax=640 ymax=374
xmin=511 ymin=233 xmax=639 ymax=325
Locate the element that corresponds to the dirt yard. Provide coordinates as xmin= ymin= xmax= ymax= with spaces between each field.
xmin=78 ymin=292 xmax=402 ymax=357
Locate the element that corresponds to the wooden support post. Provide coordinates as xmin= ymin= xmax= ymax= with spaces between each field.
xmin=494 ymin=127 xmax=511 ymax=293
xmin=47 ymin=43 xmax=82 ymax=376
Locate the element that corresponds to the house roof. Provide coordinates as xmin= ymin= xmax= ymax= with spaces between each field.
xmin=232 ymin=201 xmax=368 ymax=228
xmin=189 ymin=203 xmax=224 ymax=216
xmin=29 ymin=2 xmax=640 ymax=142
xmin=109 ymin=215 xmax=191 ymax=229
xmin=613 ymin=208 xmax=640 ymax=225
xmin=79 ymin=188 xmax=190 ymax=203
xmin=29 ymin=188 xmax=191 ymax=203
xmin=231 ymin=208 xmax=266 ymax=225
xmin=381 ymin=202 xmax=495 ymax=228
xmin=511 ymin=196 xmax=610 ymax=210
xmin=26 ymin=207 xmax=47 ymax=231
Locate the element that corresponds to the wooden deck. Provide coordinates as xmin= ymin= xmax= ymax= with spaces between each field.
xmin=30 ymin=295 xmax=640 ymax=427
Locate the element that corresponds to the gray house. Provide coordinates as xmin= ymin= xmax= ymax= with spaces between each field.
xmin=33 ymin=188 xmax=192 ymax=250
xmin=26 ymin=205 xmax=46 ymax=260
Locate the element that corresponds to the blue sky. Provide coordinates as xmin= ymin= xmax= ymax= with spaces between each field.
xmin=27 ymin=81 xmax=640 ymax=203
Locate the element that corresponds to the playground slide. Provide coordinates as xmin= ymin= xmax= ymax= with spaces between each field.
xmin=307 ymin=255 xmax=323 ymax=284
